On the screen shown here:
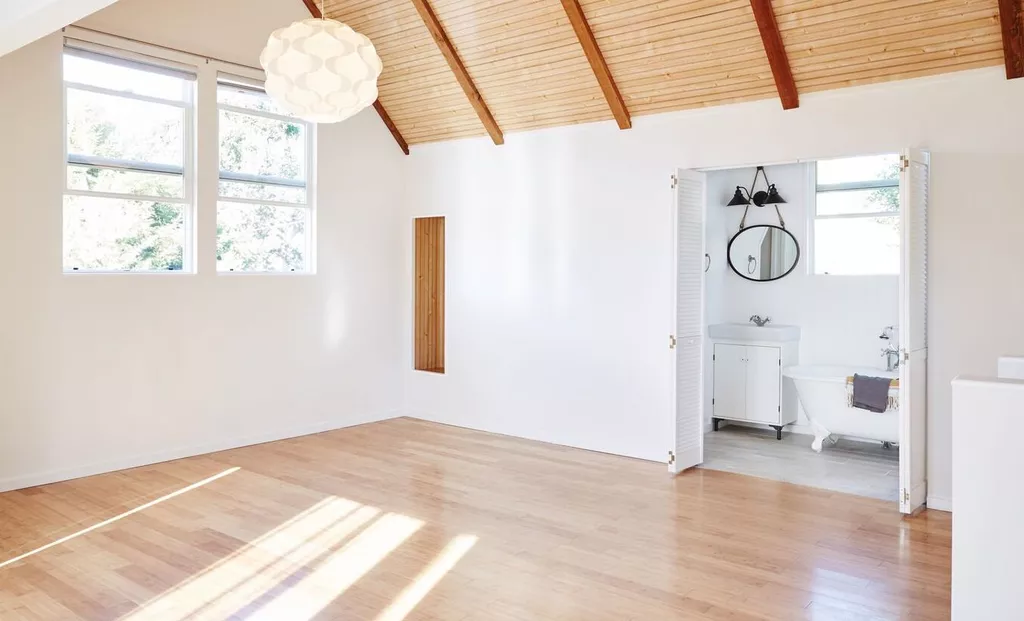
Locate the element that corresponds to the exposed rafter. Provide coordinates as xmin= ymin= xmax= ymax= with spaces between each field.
xmin=409 ymin=0 xmax=504 ymax=145
xmin=302 ymin=0 xmax=411 ymax=154
xmin=749 ymin=0 xmax=798 ymax=110
xmin=997 ymin=0 xmax=1024 ymax=79
xmin=372 ymin=101 xmax=410 ymax=155
xmin=560 ymin=0 xmax=631 ymax=130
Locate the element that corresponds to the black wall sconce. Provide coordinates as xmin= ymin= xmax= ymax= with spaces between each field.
xmin=726 ymin=165 xmax=787 ymax=229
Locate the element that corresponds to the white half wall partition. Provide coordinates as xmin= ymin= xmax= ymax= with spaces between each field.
xmin=951 ymin=376 xmax=1024 ymax=619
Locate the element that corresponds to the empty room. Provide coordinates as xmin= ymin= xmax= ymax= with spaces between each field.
xmin=2 ymin=0 xmax=1024 ymax=619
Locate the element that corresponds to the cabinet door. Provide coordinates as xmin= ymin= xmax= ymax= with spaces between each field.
xmin=713 ymin=344 xmax=747 ymax=421
xmin=745 ymin=346 xmax=782 ymax=424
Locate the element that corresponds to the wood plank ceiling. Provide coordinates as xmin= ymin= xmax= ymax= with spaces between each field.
xmin=320 ymin=0 xmax=1011 ymax=151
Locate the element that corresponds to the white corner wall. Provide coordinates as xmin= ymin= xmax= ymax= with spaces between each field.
xmin=402 ymin=68 xmax=1024 ymax=506
xmin=0 ymin=0 xmax=406 ymax=491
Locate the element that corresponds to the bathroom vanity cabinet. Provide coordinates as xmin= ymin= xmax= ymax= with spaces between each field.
xmin=708 ymin=324 xmax=800 ymax=439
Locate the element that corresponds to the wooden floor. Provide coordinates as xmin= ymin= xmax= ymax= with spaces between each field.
xmin=0 ymin=418 xmax=951 ymax=620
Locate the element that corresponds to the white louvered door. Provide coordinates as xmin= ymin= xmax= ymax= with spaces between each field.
xmin=671 ymin=169 xmax=706 ymax=474
xmin=899 ymin=149 xmax=929 ymax=514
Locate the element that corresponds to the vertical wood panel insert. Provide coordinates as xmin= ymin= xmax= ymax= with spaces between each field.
xmin=415 ymin=217 xmax=445 ymax=373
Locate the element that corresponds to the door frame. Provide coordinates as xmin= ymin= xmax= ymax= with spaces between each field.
xmin=674 ymin=148 xmax=929 ymax=514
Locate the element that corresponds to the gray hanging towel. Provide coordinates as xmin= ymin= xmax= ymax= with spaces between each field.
xmin=852 ymin=374 xmax=893 ymax=413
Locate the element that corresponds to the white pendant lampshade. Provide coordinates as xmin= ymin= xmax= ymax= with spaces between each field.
xmin=260 ymin=18 xmax=383 ymax=124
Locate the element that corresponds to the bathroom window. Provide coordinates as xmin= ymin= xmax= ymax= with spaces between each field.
xmin=812 ymin=154 xmax=900 ymax=275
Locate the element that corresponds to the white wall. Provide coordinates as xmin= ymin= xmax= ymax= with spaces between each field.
xmin=0 ymin=0 xmax=118 ymax=59
xmin=0 ymin=0 xmax=406 ymax=491
xmin=402 ymin=67 xmax=1024 ymax=507
xmin=951 ymin=376 xmax=1024 ymax=619
xmin=704 ymin=163 xmax=899 ymax=429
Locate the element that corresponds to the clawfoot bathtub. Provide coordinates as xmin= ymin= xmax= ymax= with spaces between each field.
xmin=783 ymin=365 xmax=899 ymax=452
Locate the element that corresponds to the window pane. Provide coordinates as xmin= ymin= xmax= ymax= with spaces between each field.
xmin=219 ymin=109 xmax=305 ymax=181
xmin=63 ymin=195 xmax=185 ymax=271
xmin=816 ymin=154 xmax=900 ymax=186
xmin=219 ymin=180 xmax=306 ymax=204
xmin=64 ymin=53 xmax=189 ymax=102
xmin=816 ymin=187 xmax=899 ymax=216
xmin=217 ymin=82 xmax=293 ymax=117
xmin=814 ymin=216 xmax=899 ymax=275
xmin=68 ymin=165 xmax=184 ymax=198
xmin=217 ymin=202 xmax=308 ymax=272
xmin=67 ymin=88 xmax=183 ymax=166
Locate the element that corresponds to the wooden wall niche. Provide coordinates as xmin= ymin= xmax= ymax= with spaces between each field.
xmin=414 ymin=217 xmax=445 ymax=373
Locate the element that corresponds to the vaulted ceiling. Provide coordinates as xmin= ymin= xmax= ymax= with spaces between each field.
xmin=314 ymin=0 xmax=1023 ymax=152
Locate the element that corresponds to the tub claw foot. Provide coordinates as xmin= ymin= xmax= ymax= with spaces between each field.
xmin=811 ymin=435 xmax=825 ymax=453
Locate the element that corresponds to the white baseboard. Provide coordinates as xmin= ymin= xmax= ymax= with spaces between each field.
xmin=927 ymin=495 xmax=952 ymax=512
xmin=0 ymin=410 xmax=399 ymax=493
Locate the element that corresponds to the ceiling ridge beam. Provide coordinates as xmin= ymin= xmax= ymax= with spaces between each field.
xmin=997 ymin=0 xmax=1024 ymax=79
xmin=303 ymin=0 xmax=411 ymax=154
xmin=560 ymin=0 xmax=632 ymax=130
xmin=408 ymin=0 xmax=505 ymax=145
xmin=749 ymin=0 xmax=799 ymax=110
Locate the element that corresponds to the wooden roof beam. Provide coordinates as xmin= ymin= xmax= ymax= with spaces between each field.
xmin=409 ymin=0 xmax=504 ymax=145
xmin=560 ymin=0 xmax=631 ymax=130
xmin=997 ymin=0 xmax=1024 ymax=79
xmin=749 ymin=0 xmax=798 ymax=110
xmin=302 ymin=0 xmax=411 ymax=154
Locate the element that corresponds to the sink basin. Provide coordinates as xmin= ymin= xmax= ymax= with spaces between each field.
xmin=708 ymin=323 xmax=800 ymax=342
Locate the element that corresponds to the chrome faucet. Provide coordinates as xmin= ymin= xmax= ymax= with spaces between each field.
xmin=880 ymin=325 xmax=900 ymax=372
xmin=749 ymin=315 xmax=771 ymax=327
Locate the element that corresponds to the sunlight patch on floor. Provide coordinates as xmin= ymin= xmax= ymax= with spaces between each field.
xmin=246 ymin=512 xmax=423 ymax=620
xmin=123 ymin=497 xmax=378 ymax=620
xmin=374 ymin=534 xmax=478 ymax=621
xmin=0 ymin=466 xmax=240 ymax=570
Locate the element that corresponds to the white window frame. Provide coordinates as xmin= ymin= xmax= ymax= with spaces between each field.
xmin=808 ymin=154 xmax=901 ymax=276
xmin=62 ymin=41 xmax=197 ymax=273
xmin=216 ymin=74 xmax=316 ymax=274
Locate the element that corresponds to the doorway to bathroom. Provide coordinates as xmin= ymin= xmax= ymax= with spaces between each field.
xmin=669 ymin=151 xmax=929 ymax=513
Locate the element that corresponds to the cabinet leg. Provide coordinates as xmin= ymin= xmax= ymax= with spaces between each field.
xmin=712 ymin=418 xmax=721 ymax=432
xmin=771 ymin=425 xmax=783 ymax=441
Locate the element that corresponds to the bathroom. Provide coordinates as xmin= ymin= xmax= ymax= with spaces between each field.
xmin=699 ymin=154 xmax=905 ymax=501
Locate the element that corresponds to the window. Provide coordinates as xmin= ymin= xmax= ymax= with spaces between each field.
xmin=812 ymin=154 xmax=901 ymax=275
xmin=63 ymin=47 xmax=195 ymax=272
xmin=217 ymin=79 xmax=314 ymax=272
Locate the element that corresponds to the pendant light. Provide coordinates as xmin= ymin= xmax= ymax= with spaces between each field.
xmin=260 ymin=0 xmax=383 ymax=124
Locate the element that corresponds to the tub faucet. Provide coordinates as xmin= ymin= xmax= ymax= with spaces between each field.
xmin=880 ymin=325 xmax=900 ymax=372
xmin=749 ymin=315 xmax=771 ymax=327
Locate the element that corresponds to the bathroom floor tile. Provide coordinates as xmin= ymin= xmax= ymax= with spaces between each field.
xmin=702 ymin=425 xmax=900 ymax=501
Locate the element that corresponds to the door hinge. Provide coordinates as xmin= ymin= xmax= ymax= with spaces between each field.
xmin=901 ymin=488 xmax=910 ymax=504
xmin=902 ymin=349 xmax=910 ymax=362
xmin=900 ymin=155 xmax=909 ymax=171
xmin=671 ymin=174 xmax=678 ymax=189
xmin=712 ymin=398 xmax=715 ymax=405
xmin=669 ymin=335 xmax=677 ymax=349
xmin=668 ymin=450 xmax=676 ymax=465
xmin=713 ymin=353 xmax=716 ymax=361
xmin=778 ymin=405 xmax=781 ymax=412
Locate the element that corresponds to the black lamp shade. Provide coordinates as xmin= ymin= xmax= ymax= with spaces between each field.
xmin=726 ymin=187 xmax=750 ymax=206
xmin=763 ymin=184 xmax=786 ymax=205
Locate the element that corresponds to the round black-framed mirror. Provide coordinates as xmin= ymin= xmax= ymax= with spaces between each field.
xmin=727 ymin=224 xmax=800 ymax=283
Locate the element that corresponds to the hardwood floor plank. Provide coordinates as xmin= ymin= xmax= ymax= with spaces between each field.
xmin=0 ymin=418 xmax=950 ymax=620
